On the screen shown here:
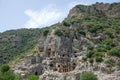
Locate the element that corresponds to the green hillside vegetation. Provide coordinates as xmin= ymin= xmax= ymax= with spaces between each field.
xmin=0 ymin=64 xmax=39 ymax=80
xmin=0 ymin=2 xmax=120 ymax=68
xmin=63 ymin=2 xmax=120 ymax=67
xmin=0 ymin=2 xmax=120 ymax=80
xmin=0 ymin=28 xmax=49 ymax=66
xmin=80 ymin=72 xmax=98 ymax=80
xmin=0 ymin=64 xmax=19 ymax=80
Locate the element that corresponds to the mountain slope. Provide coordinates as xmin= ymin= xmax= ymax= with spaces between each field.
xmin=0 ymin=28 xmax=49 ymax=65
xmin=10 ymin=2 xmax=120 ymax=80
xmin=60 ymin=2 xmax=120 ymax=67
xmin=0 ymin=2 xmax=120 ymax=80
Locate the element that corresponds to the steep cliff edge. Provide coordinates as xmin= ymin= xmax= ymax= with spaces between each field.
xmin=11 ymin=2 xmax=120 ymax=80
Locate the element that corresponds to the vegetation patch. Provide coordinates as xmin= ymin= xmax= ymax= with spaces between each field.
xmin=54 ymin=29 xmax=63 ymax=36
xmin=80 ymin=72 xmax=98 ymax=80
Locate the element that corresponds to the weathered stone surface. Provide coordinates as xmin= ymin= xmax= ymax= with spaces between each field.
xmin=12 ymin=55 xmax=43 ymax=78
xmin=12 ymin=25 xmax=120 ymax=80
xmin=40 ymin=71 xmax=80 ymax=80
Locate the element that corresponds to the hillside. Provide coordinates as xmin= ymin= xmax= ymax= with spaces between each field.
xmin=0 ymin=2 xmax=120 ymax=80
xmin=0 ymin=28 xmax=50 ymax=65
xmin=60 ymin=2 xmax=120 ymax=68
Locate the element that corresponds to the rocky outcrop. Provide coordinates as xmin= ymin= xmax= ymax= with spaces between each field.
xmin=40 ymin=71 xmax=80 ymax=80
xmin=39 ymin=29 xmax=78 ymax=80
xmin=12 ymin=28 xmax=119 ymax=80
xmin=11 ymin=2 xmax=120 ymax=80
xmin=68 ymin=2 xmax=120 ymax=19
xmin=12 ymin=55 xmax=43 ymax=78
xmin=12 ymin=27 xmax=120 ymax=80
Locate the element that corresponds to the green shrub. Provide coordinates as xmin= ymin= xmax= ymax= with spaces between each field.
xmin=108 ymin=47 xmax=120 ymax=57
xmin=70 ymin=17 xmax=81 ymax=24
xmin=26 ymin=75 xmax=39 ymax=80
xmin=104 ymin=30 xmax=113 ymax=38
xmin=86 ymin=51 xmax=95 ymax=58
xmin=82 ymin=57 xmax=87 ymax=62
xmin=89 ymin=27 xmax=97 ymax=33
xmin=54 ymin=29 xmax=63 ymax=36
xmin=117 ymin=62 xmax=120 ymax=68
xmin=80 ymin=72 xmax=98 ymax=80
xmin=113 ymin=26 xmax=120 ymax=34
xmin=105 ymin=39 xmax=113 ymax=45
xmin=89 ymin=58 xmax=94 ymax=63
xmin=95 ymin=57 xmax=103 ymax=62
xmin=105 ymin=45 xmax=112 ymax=50
xmin=104 ymin=60 xmax=114 ymax=66
xmin=0 ymin=65 xmax=19 ymax=80
xmin=43 ymin=29 xmax=49 ymax=36
xmin=76 ymin=28 xmax=86 ymax=36
xmin=1 ymin=64 xmax=10 ymax=73
xmin=63 ymin=21 xmax=70 ymax=26
xmin=87 ymin=43 xmax=94 ymax=50
xmin=109 ymin=2 xmax=120 ymax=10
xmin=89 ymin=25 xmax=103 ymax=33
xmin=96 ymin=47 xmax=107 ymax=52
xmin=94 ymin=52 xmax=104 ymax=58
xmin=0 ymin=71 xmax=16 ymax=80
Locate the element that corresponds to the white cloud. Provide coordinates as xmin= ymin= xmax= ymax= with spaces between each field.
xmin=24 ymin=2 xmax=84 ymax=29
xmin=68 ymin=1 xmax=88 ymax=9
xmin=68 ymin=1 xmax=81 ymax=9
xmin=24 ymin=5 xmax=64 ymax=28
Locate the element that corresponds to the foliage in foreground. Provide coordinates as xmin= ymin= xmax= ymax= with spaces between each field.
xmin=0 ymin=64 xmax=39 ymax=80
xmin=0 ymin=64 xmax=20 ymax=80
xmin=25 ymin=75 xmax=39 ymax=80
xmin=80 ymin=72 xmax=98 ymax=80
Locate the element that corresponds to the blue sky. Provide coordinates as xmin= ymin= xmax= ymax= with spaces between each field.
xmin=0 ymin=0 xmax=120 ymax=32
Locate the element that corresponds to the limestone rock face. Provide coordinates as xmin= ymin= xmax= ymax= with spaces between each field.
xmin=11 ymin=3 xmax=120 ymax=80
xmin=11 ymin=26 xmax=120 ymax=80
xmin=12 ymin=28 xmax=120 ymax=80
xmin=68 ymin=2 xmax=120 ymax=19
xmin=38 ymin=37 xmax=46 ymax=52
xmin=12 ymin=55 xmax=44 ymax=78
xmin=40 ymin=71 xmax=80 ymax=80
xmin=41 ymin=29 xmax=77 ymax=73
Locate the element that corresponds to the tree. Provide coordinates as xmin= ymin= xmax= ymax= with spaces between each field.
xmin=0 ymin=71 xmax=16 ymax=80
xmin=1 ymin=64 xmax=10 ymax=73
xmin=0 ymin=64 xmax=19 ymax=80
xmin=54 ymin=29 xmax=63 ymax=36
xmin=43 ymin=29 xmax=49 ymax=36
xmin=80 ymin=72 xmax=98 ymax=80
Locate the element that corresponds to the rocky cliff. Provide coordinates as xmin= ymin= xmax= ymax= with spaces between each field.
xmin=11 ymin=2 xmax=120 ymax=80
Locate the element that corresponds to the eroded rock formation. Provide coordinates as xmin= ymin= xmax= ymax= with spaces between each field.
xmin=11 ymin=2 xmax=120 ymax=80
